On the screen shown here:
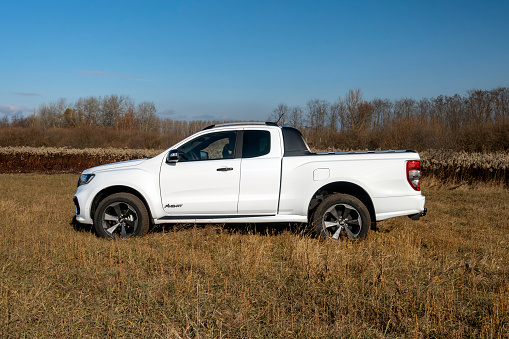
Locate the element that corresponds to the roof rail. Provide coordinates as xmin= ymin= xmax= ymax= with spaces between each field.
xmin=202 ymin=121 xmax=278 ymax=130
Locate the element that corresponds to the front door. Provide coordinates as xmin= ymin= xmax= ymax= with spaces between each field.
xmin=159 ymin=130 xmax=240 ymax=216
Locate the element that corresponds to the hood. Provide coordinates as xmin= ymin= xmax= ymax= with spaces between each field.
xmin=87 ymin=158 xmax=147 ymax=173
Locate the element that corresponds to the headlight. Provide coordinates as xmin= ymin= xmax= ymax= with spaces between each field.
xmin=77 ymin=173 xmax=95 ymax=187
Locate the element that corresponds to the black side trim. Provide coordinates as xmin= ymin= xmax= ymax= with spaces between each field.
xmin=282 ymin=126 xmax=312 ymax=156
xmin=159 ymin=214 xmax=275 ymax=221
xmin=314 ymin=150 xmax=417 ymax=155
xmin=73 ymin=196 xmax=80 ymax=215
xmin=284 ymin=149 xmax=418 ymax=157
xmin=235 ymin=130 xmax=244 ymax=158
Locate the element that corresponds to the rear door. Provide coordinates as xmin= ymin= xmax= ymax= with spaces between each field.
xmin=237 ymin=128 xmax=282 ymax=215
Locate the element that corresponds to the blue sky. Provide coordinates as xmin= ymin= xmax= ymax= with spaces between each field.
xmin=1 ymin=0 xmax=508 ymax=121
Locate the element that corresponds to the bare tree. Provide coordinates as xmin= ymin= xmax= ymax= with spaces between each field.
xmin=417 ymin=98 xmax=432 ymax=122
xmin=269 ymin=103 xmax=290 ymax=125
xmin=136 ymin=101 xmax=159 ymax=132
xmin=306 ymin=99 xmax=329 ymax=131
xmin=394 ymin=98 xmax=417 ymax=120
xmin=344 ymin=89 xmax=372 ymax=131
xmin=288 ymin=106 xmax=304 ymax=129
xmin=371 ymin=98 xmax=392 ymax=129
xmin=38 ymin=98 xmax=67 ymax=128
xmin=62 ymin=108 xmax=79 ymax=127
xmin=330 ymin=98 xmax=344 ymax=132
xmin=74 ymin=96 xmax=102 ymax=126
xmin=38 ymin=103 xmax=57 ymax=128
xmin=0 ymin=116 xmax=9 ymax=127
xmin=101 ymin=95 xmax=130 ymax=128
xmin=444 ymin=94 xmax=463 ymax=130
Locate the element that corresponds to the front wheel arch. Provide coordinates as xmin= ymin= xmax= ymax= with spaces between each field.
xmin=91 ymin=185 xmax=153 ymax=224
xmin=93 ymin=192 xmax=150 ymax=239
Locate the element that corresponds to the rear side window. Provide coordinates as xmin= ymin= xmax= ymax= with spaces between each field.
xmin=282 ymin=127 xmax=311 ymax=156
xmin=242 ymin=130 xmax=271 ymax=158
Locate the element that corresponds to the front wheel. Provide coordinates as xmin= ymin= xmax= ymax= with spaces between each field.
xmin=94 ymin=193 xmax=149 ymax=239
xmin=311 ymin=194 xmax=371 ymax=241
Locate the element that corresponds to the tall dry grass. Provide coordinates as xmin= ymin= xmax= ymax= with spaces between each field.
xmin=0 ymin=174 xmax=508 ymax=337
xmin=420 ymin=150 xmax=509 ymax=186
xmin=1 ymin=147 xmax=509 ymax=187
xmin=0 ymin=147 xmax=161 ymax=173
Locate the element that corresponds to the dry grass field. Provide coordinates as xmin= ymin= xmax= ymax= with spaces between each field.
xmin=0 ymin=174 xmax=508 ymax=338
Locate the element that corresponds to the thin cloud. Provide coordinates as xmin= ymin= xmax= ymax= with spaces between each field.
xmin=0 ymin=105 xmax=32 ymax=117
xmin=193 ymin=114 xmax=232 ymax=122
xmin=157 ymin=109 xmax=176 ymax=117
xmin=12 ymin=92 xmax=40 ymax=96
xmin=192 ymin=114 xmax=216 ymax=121
xmin=157 ymin=111 xmax=233 ymax=121
xmin=158 ymin=109 xmax=188 ymax=120
xmin=79 ymin=70 xmax=151 ymax=81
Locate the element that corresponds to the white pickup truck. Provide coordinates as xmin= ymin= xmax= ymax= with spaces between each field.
xmin=73 ymin=122 xmax=426 ymax=240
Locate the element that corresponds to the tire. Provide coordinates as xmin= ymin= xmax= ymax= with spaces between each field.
xmin=311 ymin=194 xmax=371 ymax=241
xmin=94 ymin=193 xmax=150 ymax=239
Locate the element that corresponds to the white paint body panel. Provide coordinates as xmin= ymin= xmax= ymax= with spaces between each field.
xmin=278 ymin=153 xmax=424 ymax=221
xmin=237 ymin=128 xmax=282 ymax=215
xmin=160 ymin=158 xmax=241 ymax=215
xmin=73 ymin=125 xmax=426 ymax=226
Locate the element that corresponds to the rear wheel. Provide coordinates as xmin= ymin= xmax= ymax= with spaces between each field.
xmin=312 ymin=194 xmax=370 ymax=241
xmin=94 ymin=193 xmax=149 ymax=239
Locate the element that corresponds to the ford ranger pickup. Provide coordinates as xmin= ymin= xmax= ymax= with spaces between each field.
xmin=73 ymin=122 xmax=426 ymax=240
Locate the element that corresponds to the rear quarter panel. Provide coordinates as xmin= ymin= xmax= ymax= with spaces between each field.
xmin=279 ymin=152 xmax=423 ymax=219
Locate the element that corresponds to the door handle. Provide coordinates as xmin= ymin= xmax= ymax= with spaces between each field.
xmin=217 ymin=167 xmax=233 ymax=172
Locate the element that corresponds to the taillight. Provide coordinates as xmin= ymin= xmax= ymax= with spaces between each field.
xmin=406 ymin=160 xmax=421 ymax=191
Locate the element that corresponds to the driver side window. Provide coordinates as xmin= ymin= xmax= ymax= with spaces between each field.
xmin=178 ymin=131 xmax=237 ymax=161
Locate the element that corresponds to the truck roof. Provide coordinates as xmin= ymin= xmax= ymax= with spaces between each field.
xmin=202 ymin=121 xmax=278 ymax=130
xmin=201 ymin=122 xmax=312 ymax=156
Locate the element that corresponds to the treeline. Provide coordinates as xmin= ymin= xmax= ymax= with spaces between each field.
xmin=0 ymin=95 xmax=218 ymax=149
xmin=269 ymin=87 xmax=509 ymax=151
xmin=1 ymin=88 xmax=508 ymax=151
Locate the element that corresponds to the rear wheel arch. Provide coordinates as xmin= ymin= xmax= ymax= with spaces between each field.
xmin=312 ymin=193 xmax=371 ymax=240
xmin=308 ymin=181 xmax=376 ymax=227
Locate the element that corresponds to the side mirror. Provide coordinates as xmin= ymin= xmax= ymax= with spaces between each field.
xmin=167 ymin=149 xmax=179 ymax=163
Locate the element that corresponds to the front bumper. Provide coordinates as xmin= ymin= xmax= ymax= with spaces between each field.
xmin=73 ymin=194 xmax=92 ymax=224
